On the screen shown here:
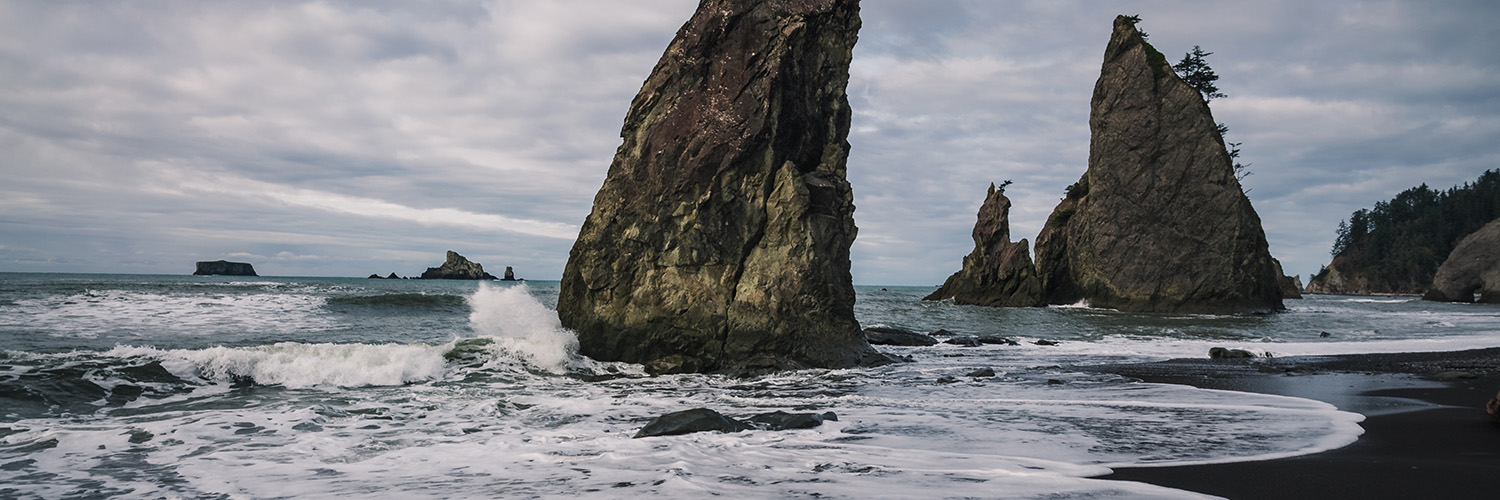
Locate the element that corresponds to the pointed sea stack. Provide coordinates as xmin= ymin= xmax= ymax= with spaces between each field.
xmin=924 ymin=183 xmax=1044 ymax=306
xmin=1423 ymin=218 xmax=1500 ymax=303
xmin=558 ymin=0 xmax=892 ymax=375
xmin=1033 ymin=16 xmax=1284 ymax=314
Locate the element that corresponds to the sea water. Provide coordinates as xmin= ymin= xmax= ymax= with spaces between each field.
xmin=1 ymin=273 xmax=1497 ymax=499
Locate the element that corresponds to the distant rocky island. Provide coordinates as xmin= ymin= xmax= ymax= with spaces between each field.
xmin=193 ymin=260 xmax=257 ymax=276
xmin=557 ymin=0 xmax=895 ymax=375
xmin=418 ymin=251 xmax=498 ymax=280
xmin=1307 ymin=169 xmax=1500 ymax=296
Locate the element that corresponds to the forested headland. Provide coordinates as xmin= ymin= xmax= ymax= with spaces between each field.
xmin=1308 ymin=169 xmax=1500 ymax=294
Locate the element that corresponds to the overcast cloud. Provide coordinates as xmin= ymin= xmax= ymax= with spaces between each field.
xmin=2 ymin=0 xmax=1496 ymax=285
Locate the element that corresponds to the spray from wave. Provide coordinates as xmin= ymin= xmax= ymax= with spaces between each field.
xmin=467 ymin=283 xmax=580 ymax=373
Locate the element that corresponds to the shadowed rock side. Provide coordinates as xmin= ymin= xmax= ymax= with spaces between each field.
xmin=924 ymin=183 xmax=1043 ymax=306
xmin=194 ymin=260 xmax=257 ymax=276
xmin=1273 ymin=259 xmax=1303 ymax=299
xmin=419 ymin=251 xmax=498 ymax=280
xmin=1033 ymin=16 xmax=1284 ymax=314
xmin=1423 ymin=219 xmax=1500 ymax=303
xmin=557 ymin=0 xmax=892 ymax=375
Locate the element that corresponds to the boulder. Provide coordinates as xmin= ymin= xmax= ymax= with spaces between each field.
xmin=633 ymin=408 xmax=750 ymax=438
xmin=1487 ymin=389 xmax=1499 ymax=423
xmin=924 ymin=183 xmax=1044 ymax=307
xmin=194 ymin=260 xmax=257 ymax=276
xmin=558 ymin=0 xmax=894 ymax=375
xmin=862 ymin=327 xmax=939 ymax=346
xmin=1423 ymin=218 xmax=1500 ymax=303
xmin=1032 ymin=16 xmax=1284 ymax=314
xmin=745 ymin=411 xmax=837 ymax=431
xmin=419 ymin=251 xmax=497 ymax=280
xmin=1209 ymin=347 xmax=1257 ymax=359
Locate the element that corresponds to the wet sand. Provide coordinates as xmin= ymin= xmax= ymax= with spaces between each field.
xmin=1086 ymin=348 xmax=1500 ymax=499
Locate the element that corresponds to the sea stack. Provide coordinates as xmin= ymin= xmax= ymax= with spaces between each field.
xmin=558 ymin=0 xmax=892 ymax=375
xmin=419 ymin=251 xmax=498 ymax=280
xmin=1423 ymin=218 xmax=1500 ymax=303
xmin=924 ymin=183 xmax=1044 ymax=306
xmin=1033 ymin=16 xmax=1284 ymax=314
xmin=194 ymin=260 xmax=257 ymax=276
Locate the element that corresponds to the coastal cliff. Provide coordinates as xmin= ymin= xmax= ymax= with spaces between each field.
xmin=194 ymin=260 xmax=257 ymax=276
xmin=1423 ymin=218 xmax=1500 ymax=303
xmin=557 ymin=0 xmax=892 ymax=375
xmin=924 ymin=183 xmax=1044 ymax=306
xmin=1032 ymin=16 xmax=1284 ymax=314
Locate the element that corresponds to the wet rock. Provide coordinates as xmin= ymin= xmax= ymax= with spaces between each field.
xmin=634 ymin=408 xmax=750 ymax=438
xmin=644 ymin=354 xmax=705 ymax=376
xmin=1033 ymin=339 xmax=1059 ymax=346
xmin=966 ymin=368 xmax=996 ymax=378
xmin=936 ymin=376 xmax=960 ymax=384
xmin=978 ymin=336 xmax=1019 ymax=346
xmin=944 ymin=337 xmax=983 ymax=347
xmin=929 ymin=329 xmax=955 ymax=337
xmin=1488 ymin=390 xmax=1500 ymax=423
xmin=746 ymin=411 xmax=837 ymax=431
xmin=1209 ymin=347 xmax=1257 ymax=359
xmin=1033 ymin=16 xmax=1284 ymax=314
xmin=1423 ymin=218 xmax=1500 ymax=303
xmin=419 ymin=251 xmax=498 ymax=280
xmin=924 ymin=183 xmax=1044 ymax=307
xmin=194 ymin=260 xmax=256 ymax=276
xmin=862 ymin=327 xmax=939 ymax=346
xmin=558 ymin=0 xmax=893 ymax=374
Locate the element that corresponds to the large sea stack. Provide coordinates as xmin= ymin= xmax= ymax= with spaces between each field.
xmin=194 ymin=260 xmax=257 ymax=276
xmin=1423 ymin=218 xmax=1500 ymax=303
xmin=558 ymin=0 xmax=891 ymax=375
xmin=1033 ymin=16 xmax=1284 ymax=314
xmin=924 ymin=183 xmax=1044 ymax=306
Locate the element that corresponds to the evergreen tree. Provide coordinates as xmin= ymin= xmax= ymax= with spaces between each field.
xmin=1174 ymin=46 xmax=1226 ymax=102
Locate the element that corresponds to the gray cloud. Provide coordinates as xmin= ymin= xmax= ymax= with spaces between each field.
xmin=1 ymin=0 xmax=1495 ymax=285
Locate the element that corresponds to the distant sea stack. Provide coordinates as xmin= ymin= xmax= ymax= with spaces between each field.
xmin=502 ymin=266 xmax=519 ymax=281
xmin=924 ymin=183 xmax=1044 ymax=306
xmin=557 ymin=0 xmax=892 ymax=375
xmin=194 ymin=260 xmax=257 ymax=276
xmin=1032 ymin=16 xmax=1284 ymax=314
xmin=419 ymin=251 xmax=498 ymax=280
xmin=1423 ymin=218 xmax=1500 ymax=303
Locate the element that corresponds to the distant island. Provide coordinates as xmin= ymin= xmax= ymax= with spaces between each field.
xmin=193 ymin=260 xmax=257 ymax=276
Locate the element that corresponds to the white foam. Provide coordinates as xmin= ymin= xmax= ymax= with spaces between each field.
xmin=3 ymin=288 xmax=331 ymax=338
xmin=108 ymin=342 xmax=450 ymax=388
xmin=467 ymin=283 xmax=580 ymax=373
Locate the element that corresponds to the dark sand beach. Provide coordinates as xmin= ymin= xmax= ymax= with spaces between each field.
xmin=1088 ymin=348 xmax=1500 ymax=499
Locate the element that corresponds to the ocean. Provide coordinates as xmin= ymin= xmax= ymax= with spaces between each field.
xmin=1 ymin=272 xmax=1497 ymax=499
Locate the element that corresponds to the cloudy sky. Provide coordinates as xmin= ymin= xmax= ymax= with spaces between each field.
xmin=2 ymin=0 xmax=1496 ymax=285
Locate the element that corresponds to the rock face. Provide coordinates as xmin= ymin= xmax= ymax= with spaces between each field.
xmin=558 ymin=0 xmax=892 ymax=374
xmin=1273 ymin=259 xmax=1303 ymax=299
xmin=1423 ymin=218 xmax=1500 ymax=303
xmin=1032 ymin=16 xmax=1285 ymax=314
xmin=923 ymin=183 xmax=1044 ymax=306
xmin=1303 ymin=258 xmax=1369 ymax=295
xmin=194 ymin=260 xmax=257 ymax=276
xmin=419 ymin=251 xmax=498 ymax=280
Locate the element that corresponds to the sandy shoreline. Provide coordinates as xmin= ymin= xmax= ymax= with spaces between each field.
xmin=1081 ymin=348 xmax=1500 ymax=499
